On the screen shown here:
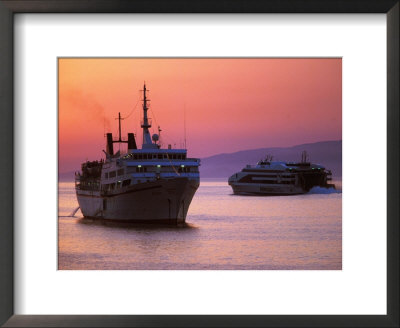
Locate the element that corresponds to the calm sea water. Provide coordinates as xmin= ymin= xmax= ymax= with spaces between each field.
xmin=58 ymin=179 xmax=342 ymax=270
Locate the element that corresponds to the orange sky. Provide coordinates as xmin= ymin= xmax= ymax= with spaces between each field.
xmin=59 ymin=58 xmax=341 ymax=173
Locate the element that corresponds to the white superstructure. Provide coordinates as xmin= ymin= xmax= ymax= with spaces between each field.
xmin=75 ymin=83 xmax=200 ymax=224
xmin=228 ymin=153 xmax=334 ymax=195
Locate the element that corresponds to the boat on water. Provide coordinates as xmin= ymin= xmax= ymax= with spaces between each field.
xmin=228 ymin=151 xmax=334 ymax=195
xmin=74 ymin=83 xmax=200 ymax=224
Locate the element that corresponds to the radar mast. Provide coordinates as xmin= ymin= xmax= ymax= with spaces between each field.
xmin=141 ymin=83 xmax=157 ymax=149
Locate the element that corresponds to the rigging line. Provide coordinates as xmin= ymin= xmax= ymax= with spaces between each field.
xmin=121 ymin=90 xmax=141 ymax=120
xmin=148 ymin=95 xmax=159 ymax=130
xmin=165 ymin=152 xmax=180 ymax=176
xmin=150 ymin=107 xmax=159 ymax=133
xmin=184 ymin=103 xmax=187 ymax=149
xmin=122 ymin=93 xmax=141 ymax=120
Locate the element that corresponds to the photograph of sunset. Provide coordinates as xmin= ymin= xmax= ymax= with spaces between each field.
xmin=58 ymin=58 xmax=342 ymax=270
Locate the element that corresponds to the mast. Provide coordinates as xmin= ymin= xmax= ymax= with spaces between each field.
xmin=106 ymin=111 xmax=136 ymax=157
xmin=184 ymin=103 xmax=187 ymax=149
xmin=116 ymin=112 xmax=123 ymax=142
xmin=141 ymin=83 xmax=157 ymax=149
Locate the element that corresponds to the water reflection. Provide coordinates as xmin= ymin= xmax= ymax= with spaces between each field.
xmin=58 ymin=180 xmax=342 ymax=270
xmin=77 ymin=217 xmax=199 ymax=231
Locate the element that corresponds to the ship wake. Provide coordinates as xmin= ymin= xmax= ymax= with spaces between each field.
xmin=308 ymin=186 xmax=341 ymax=194
xmin=59 ymin=206 xmax=81 ymax=217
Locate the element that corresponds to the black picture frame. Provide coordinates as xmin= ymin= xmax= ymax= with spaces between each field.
xmin=0 ymin=1 xmax=398 ymax=327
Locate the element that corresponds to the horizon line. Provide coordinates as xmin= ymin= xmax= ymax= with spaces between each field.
xmin=59 ymin=139 xmax=342 ymax=174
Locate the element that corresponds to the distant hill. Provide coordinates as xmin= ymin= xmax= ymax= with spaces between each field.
xmin=59 ymin=140 xmax=341 ymax=181
xmin=59 ymin=171 xmax=75 ymax=182
xmin=200 ymin=140 xmax=342 ymax=178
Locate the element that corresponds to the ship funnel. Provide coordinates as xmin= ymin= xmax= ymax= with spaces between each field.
xmin=127 ymin=133 xmax=137 ymax=150
xmin=106 ymin=133 xmax=114 ymax=155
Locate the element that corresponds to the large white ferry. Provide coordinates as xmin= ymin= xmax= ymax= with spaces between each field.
xmin=228 ymin=152 xmax=334 ymax=195
xmin=75 ymin=83 xmax=200 ymax=224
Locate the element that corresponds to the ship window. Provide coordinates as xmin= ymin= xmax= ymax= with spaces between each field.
xmin=164 ymin=154 xmax=167 ymax=159
xmin=136 ymin=166 xmax=147 ymax=173
xmin=117 ymin=169 xmax=124 ymax=176
xmin=153 ymin=154 xmax=157 ymax=159
xmin=109 ymin=171 xmax=116 ymax=178
xmin=105 ymin=172 xmax=109 ymax=179
xmin=122 ymin=179 xmax=131 ymax=187
xmin=173 ymin=154 xmax=176 ymax=159
xmin=110 ymin=183 xmax=116 ymax=190
xmin=158 ymin=154 xmax=162 ymax=159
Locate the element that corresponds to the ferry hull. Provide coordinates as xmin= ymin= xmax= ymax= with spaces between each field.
xmin=76 ymin=177 xmax=199 ymax=224
xmin=229 ymin=182 xmax=305 ymax=196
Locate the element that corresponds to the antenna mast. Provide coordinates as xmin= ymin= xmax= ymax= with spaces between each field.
xmin=141 ymin=82 xmax=157 ymax=149
xmin=115 ymin=112 xmax=124 ymax=142
xmin=184 ymin=103 xmax=187 ymax=149
xmin=301 ymin=150 xmax=309 ymax=163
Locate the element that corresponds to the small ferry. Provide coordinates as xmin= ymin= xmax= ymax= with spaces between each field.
xmin=75 ymin=83 xmax=200 ymax=224
xmin=228 ymin=152 xmax=334 ymax=195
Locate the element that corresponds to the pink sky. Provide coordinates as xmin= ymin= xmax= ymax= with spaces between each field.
xmin=59 ymin=58 xmax=341 ymax=172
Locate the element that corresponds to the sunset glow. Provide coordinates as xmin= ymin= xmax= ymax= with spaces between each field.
xmin=59 ymin=58 xmax=341 ymax=173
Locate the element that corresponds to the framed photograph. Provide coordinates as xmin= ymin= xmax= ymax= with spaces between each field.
xmin=1 ymin=1 xmax=398 ymax=327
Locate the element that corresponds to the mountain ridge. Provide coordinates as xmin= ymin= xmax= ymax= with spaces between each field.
xmin=59 ymin=140 xmax=342 ymax=181
xmin=200 ymin=140 xmax=342 ymax=178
